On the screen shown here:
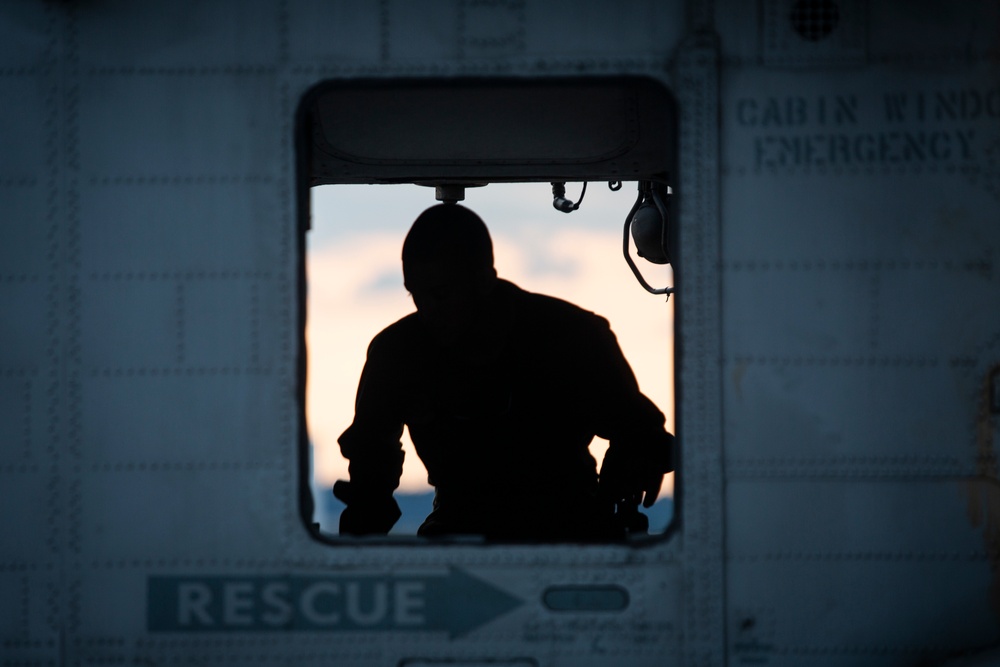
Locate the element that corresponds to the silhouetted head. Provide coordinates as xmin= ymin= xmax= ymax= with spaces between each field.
xmin=402 ymin=204 xmax=498 ymax=345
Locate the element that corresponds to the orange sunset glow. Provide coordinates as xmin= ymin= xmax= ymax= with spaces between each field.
xmin=306 ymin=183 xmax=675 ymax=502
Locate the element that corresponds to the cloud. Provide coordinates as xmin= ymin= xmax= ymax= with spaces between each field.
xmin=306 ymin=224 xmax=674 ymax=497
xmin=307 ymin=183 xmax=675 ymax=501
xmin=306 ymin=233 xmax=416 ymax=488
xmin=359 ymin=268 xmax=404 ymax=295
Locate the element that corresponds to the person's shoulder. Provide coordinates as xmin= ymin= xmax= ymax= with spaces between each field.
xmin=367 ymin=312 xmax=423 ymax=357
xmin=506 ymin=280 xmax=611 ymax=331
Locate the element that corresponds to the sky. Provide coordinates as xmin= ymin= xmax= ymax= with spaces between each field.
xmin=306 ymin=182 xmax=675 ymax=502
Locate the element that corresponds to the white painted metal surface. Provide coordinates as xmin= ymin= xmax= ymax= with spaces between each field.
xmin=1 ymin=1 xmax=997 ymax=665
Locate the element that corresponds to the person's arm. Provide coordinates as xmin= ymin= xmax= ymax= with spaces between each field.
xmin=586 ymin=318 xmax=675 ymax=510
xmin=336 ymin=334 xmax=406 ymax=535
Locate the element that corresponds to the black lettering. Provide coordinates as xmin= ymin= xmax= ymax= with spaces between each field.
xmin=987 ymin=89 xmax=1000 ymax=118
xmin=736 ymin=99 xmax=757 ymax=126
xmin=902 ymin=132 xmax=926 ymax=161
xmin=834 ymin=95 xmax=858 ymax=124
xmin=756 ymin=136 xmax=774 ymax=167
xmin=748 ymin=128 xmax=975 ymax=169
xmin=885 ymin=93 xmax=907 ymax=122
xmin=962 ymin=89 xmax=983 ymax=120
xmin=928 ymin=132 xmax=951 ymax=160
xmin=779 ymin=136 xmax=800 ymax=165
xmin=802 ymin=135 xmax=824 ymax=166
xmin=788 ymin=97 xmax=807 ymax=125
xmin=935 ymin=91 xmax=958 ymax=121
xmin=760 ymin=98 xmax=782 ymax=126
xmin=955 ymin=129 xmax=975 ymax=159
xmin=829 ymin=134 xmax=850 ymax=165
xmin=879 ymin=132 xmax=900 ymax=163
xmin=854 ymin=134 xmax=876 ymax=162
xmin=753 ymin=136 xmax=769 ymax=168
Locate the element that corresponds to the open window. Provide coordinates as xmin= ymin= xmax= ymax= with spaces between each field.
xmin=296 ymin=78 xmax=678 ymax=542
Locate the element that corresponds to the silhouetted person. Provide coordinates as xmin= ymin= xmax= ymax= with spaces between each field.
xmin=335 ymin=203 xmax=674 ymax=540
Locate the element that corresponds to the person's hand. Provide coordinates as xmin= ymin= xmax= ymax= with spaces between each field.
xmin=598 ymin=444 xmax=668 ymax=508
xmin=333 ymin=480 xmax=401 ymax=535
